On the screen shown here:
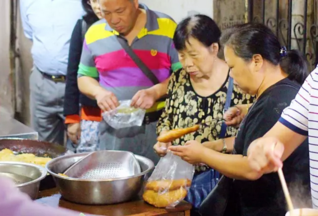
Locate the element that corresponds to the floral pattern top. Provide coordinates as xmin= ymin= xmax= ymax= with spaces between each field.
xmin=157 ymin=68 xmax=255 ymax=172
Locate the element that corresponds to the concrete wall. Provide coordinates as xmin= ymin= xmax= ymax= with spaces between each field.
xmin=213 ymin=0 xmax=247 ymax=31
xmin=140 ymin=0 xmax=247 ymax=30
xmin=0 ymin=0 xmax=32 ymax=125
xmin=0 ymin=0 xmax=13 ymax=116
xmin=140 ymin=0 xmax=213 ymax=23
xmin=16 ymin=0 xmax=33 ymax=126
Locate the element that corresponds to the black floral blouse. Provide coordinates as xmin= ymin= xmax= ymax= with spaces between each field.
xmin=157 ymin=69 xmax=255 ymax=172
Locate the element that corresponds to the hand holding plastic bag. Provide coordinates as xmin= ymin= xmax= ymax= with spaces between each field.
xmin=142 ymin=151 xmax=195 ymax=208
xmin=102 ymin=100 xmax=146 ymax=129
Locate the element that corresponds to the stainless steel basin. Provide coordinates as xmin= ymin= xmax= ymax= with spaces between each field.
xmin=285 ymin=208 xmax=318 ymax=216
xmin=46 ymin=151 xmax=154 ymax=205
xmin=0 ymin=161 xmax=47 ymax=199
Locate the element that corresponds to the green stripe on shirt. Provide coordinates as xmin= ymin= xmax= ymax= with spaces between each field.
xmin=78 ymin=63 xmax=99 ymax=78
xmin=171 ymin=62 xmax=183 ymax=72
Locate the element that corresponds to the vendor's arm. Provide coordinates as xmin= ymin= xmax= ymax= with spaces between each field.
xmin=171 ymin=87 xmax=300 ymax=180
xmin=169 ymin=141 xmax=261 ymax=180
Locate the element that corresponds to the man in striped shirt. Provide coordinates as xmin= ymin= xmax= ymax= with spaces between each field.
xmin=77 ymin=0 xmax=181 ymax=163
xmin=247 ymin=66 xmax=318 ymax=207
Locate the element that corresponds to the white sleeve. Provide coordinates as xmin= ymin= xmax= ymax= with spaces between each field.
xmin=19 ymin=0 xmax=33 ymax=40
xmin=279 ymin=71 xmax=317 ymax=136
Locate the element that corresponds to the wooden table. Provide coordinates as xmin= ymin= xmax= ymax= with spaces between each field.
xmin=36 ymin=188 xmax=192 ymax=216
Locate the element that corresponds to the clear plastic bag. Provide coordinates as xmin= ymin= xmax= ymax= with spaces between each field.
xmin=102 ymin=100 xmax=146 ymax=129
xmin=142 ymin=151 xmax=195 ymax=208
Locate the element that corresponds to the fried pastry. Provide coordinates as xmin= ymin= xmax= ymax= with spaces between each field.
xmin=143 ymin=187 xmax=188 ymax=208
xmin=0 ymin=148 xmax=52 ymax=167
xmin=145 ymin=179 xmax=191 ymax=192
xmin=157 ymin=125 xmax=200 ymax=143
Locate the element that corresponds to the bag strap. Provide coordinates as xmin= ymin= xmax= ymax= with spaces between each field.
xmin=116 ymin=36 xmax=160 ymax=85
xmin=219 ymin=76 xmax=234 ymax=138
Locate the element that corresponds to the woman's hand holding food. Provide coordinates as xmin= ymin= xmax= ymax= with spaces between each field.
xmin=169 ymin=140 xmax=206 ymax=164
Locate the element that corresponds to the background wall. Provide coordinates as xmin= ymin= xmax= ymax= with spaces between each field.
xmin=16 ymin=0 xmax=33 ymax=126
xmin=140 ymin=0 xmax=213 ymax=23
xmin=0 ymin=0 xmax=13 ymax=116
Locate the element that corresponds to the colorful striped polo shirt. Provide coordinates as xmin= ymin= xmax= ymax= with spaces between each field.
xmin=78 ymin=4 xmax=182 ymax=112
xmin=279 ymin=66 xmax=318 ymax=208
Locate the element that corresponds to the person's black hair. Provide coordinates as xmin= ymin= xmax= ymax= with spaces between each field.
xmin=221 ymin=23 xmax=308 ymax=84
xmin=218 ymin=23 xmax=252 ymax=60
xmin=173 ymin=14 xmax=221 ymax=51
xmin=82 ymin=0 xmax=99 ymax=26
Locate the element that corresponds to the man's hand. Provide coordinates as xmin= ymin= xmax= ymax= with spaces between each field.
xmin=247 ymin=137 xmax=284 ymax=174
xmin=131 ymin=88 xmax=158 ymax=109
xmin=94 ymin=88 xmax=119 ymax=111
xmin=67 ymin=123 xmax=81 ymax=144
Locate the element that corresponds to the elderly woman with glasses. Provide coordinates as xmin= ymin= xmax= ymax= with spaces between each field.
xmin=153 ymin=15 xmax=253 ymax=211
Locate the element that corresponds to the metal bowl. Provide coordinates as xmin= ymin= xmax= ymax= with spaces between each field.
xmin=285 ymin=208 xmax=318 ymax=216
xmin=0 ymin=138 xmax=70 ymax=157
xmin=46 ymin=151 xmax=154 ymax=205
xmin=0 ymin=138 xmax=72 ymax=190
xmin=0 ymin=161 xmax=47 ymax=199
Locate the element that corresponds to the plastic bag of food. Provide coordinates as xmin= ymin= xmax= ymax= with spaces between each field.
xmin=102 ymin=100 xmax=146 ymax=129
xmin=142 ymin=151 xmax=195 ymax=208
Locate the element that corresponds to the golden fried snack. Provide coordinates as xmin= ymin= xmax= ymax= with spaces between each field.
xmin=0 ymin=148 xmax=52 ymax=167
xmin=157 ymin=125 xmax=200 ymax=143
xmin=0 ymin=149 xmax=14 ymax=156
xmin=145 ymin=179 xmax=191 ymax=192
xmin=143 ymin=187 xmax=188 ymax=208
